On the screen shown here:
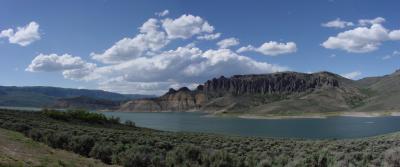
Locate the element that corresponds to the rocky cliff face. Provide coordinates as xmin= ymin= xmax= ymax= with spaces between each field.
xmin=120 ymin=71 xmax=364 ymax=113
xmin=120 ymin=87 xmax=207 ymax=112
xmin=202 ymin=72 xmax=343 ymax=97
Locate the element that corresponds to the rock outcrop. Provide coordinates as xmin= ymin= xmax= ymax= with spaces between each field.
xmin=203 ymin=72 xmax=343 ymax=96
xmin=120 ymin=87 xmax=207 ymax=112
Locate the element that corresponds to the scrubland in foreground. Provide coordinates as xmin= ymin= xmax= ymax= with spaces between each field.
xmin=0 ymin=127 xmax=115 ymax=167
xmin=1 ymin=109 xmax=400 ymax=167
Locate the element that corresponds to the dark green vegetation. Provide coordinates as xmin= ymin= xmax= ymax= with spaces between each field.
xmin=1 ymin=109 xmax=400 ymax=166
xmin=42 ymin=109 xmax=121 ymax=125
xmin=0 ymin=86 xmax=154 ymax=108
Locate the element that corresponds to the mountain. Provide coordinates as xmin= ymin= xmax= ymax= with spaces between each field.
xmin=0 ymin=86 xmax=154 ymax=108
xmin=120 ymin=71 xmax=368 ymax=115
xmin=53 ymin=96 xmax=121 ymax=110
xmin=120 ymin=87 xmax=206 ymax=112
xmin=351 ymin=70 xmax=400 ymax=112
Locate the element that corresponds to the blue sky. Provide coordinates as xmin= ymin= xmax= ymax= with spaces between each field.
xmin=0 ymin=0 xmax=399 ymax=95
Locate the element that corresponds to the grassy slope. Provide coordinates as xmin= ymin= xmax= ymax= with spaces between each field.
xmin=206 ymin=71 xmax=400 ymax=117
xmin=0 ymin=128 xmax=117 ymax=167
xmin=351 ymin=72 xmax=400 ymax=112
xmin=0 ymin=91 xmax=56 ymax=107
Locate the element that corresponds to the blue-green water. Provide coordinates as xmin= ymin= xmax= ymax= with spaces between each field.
xmin=102 ymin=112 xmax=400 ymax=139
xmin=3 ymin=106 xmax=399 ymax=139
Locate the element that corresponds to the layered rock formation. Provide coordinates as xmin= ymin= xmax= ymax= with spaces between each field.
xmin=120 ymin=87 xmax=207 ymax=112
xmin=203 ymin=72 xmax=344 ymax=96
xmin=120 ymin=71 xmax=366 ymax=114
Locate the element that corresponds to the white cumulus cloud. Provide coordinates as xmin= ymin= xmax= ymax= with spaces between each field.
xmin=98 ymin=77 xmax=198 ymax=95
xmin=27 ymin=12 xmax=294 ymax=94
xmin=197 ymin=33 xmax=221 ymax=40
xmin=26 ymin=53 xmax=96 ymax=80
xmin=237 ymin=41 xmax=297 ymax=56
xmin=322 ymin=17 xmax=400 ymax=53
xmin=91 ymin=18 xmax=169 ymax=64
xmin=382 ymin=50 xmax=400 ymax=60
xmin=155 ymin=10 xmax=169 ymax=17
xmin=89 ymin=44 xmax=288 ymax=94
xmin=322 ymin=18 xmax=354 ymax=29
xmin=217 ymin=38 xmax=239 ymax=48
xmin=358 ymin=17 xmax=385 ymax=26
xmin=92 ymin=45 xmax=288 ymax=83
xmin=389 ymin=30 xmax=400 ymax=40
xmin=341 ymin=71 xmax=362 ymax=80
xmin=162 ymin=14 xmax=214 ymax=39
xmin=0 ymin=21 xmax=40 ymax=46
xmin=322 ymin=24 xmax=389 ymax=53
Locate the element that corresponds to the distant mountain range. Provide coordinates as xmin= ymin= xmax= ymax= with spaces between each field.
xmin=120 ymin=70 xmax=400 ymax=115
xmin=0 ymin=86 xmax=155 ymax=108
xmin=2 ymin=70 xmax=400 ymax=115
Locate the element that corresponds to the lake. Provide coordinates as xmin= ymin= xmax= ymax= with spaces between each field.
xmin=102 ymin=112 xmax=400 ymax=139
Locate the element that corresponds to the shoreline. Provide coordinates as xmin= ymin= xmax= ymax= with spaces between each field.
xmin=234 ymin=111 xmax=400 ymax=120
xmin=93 ymin=110 xmax=400 ymax=120
xmin=2 ymin=106 xmax=400 ymax=120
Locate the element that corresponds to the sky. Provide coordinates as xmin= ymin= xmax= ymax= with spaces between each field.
xmin=0 ymin=0 xmax=399 ymax=95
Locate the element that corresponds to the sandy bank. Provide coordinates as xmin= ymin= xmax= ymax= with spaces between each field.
xmin=233 ymin=111 xmax=400 ymax=120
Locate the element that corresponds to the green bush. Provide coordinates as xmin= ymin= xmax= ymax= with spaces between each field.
xmin=166 ymin=144 xmax=203 ymax=166
xmin=205 ymin=150 xmax=239 ymax=167
xmin=125 ymin=120 xmax=136 ymax=127
xmin=47 ymin=132 xmax=71 ymax=149
xmin=89 ymin=142 xmax=114 ymax=164
xmin=41 ymin=109 xmax=121 ymax=124
xmin=118 ymin=145 xmax=154 ymax=167
xmin=70 ymin=135 xmax=95 ymax=156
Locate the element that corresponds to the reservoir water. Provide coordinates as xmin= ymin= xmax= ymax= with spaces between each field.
xmin=102 ymin=112 xmax=400 ymax=139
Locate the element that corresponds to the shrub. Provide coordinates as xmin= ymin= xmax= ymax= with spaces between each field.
xmin=89 ymin=142 xmax=114 ymax=164
xmin=8 ymin=122 xmax=31 ymax=133
xmin=47 ymin=132 xmax=71 ymax=149
xmin=205 ymin=150 xmax=238 ymax=167
xmin=27 ymin=128 xmax=43 ymax=141
xmin=41 ymin=109 xmax=124 ymax=125
xmin=257 ymin=159 xmax=272 ymax=167
xmin=125 ymin=120 xmax=135 ymax=127
xmin=382 ymin=147 xmax=400 ymax=167
xmin=69 ymin=135 xmax=96 ymax=156
xmin=166 ymin=144 xmax=203 ymax=166
xmin=118 ymin=145 xmax=153 ymax=167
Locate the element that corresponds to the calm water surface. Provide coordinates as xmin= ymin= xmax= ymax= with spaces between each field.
xmin=102 ymin=112 xmax=400 ymax=139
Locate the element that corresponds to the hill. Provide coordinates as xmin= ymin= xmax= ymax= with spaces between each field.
xmin=120 ymin=71 xmax=368 ymax=115
xmin=0 ymin=86 xmax=154 ymax=108
xmin=0 ymin=127 xmax=115 ymax=167
xmin=351 ymin=70 xmax=400 ymax=112
xmin=53 ymin=96 xmax=122 ymax=110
